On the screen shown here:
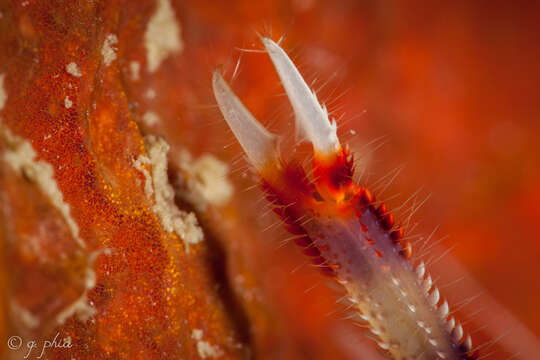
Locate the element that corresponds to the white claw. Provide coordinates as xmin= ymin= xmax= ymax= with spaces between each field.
xmin=261 ymin=37 xmax=340 ymax=156
xmin=416 ymin=261 xmax=426 ymax=279
xmin=452 ymin=323 xmax=464 ymax=342
xmin=429 ymin=288 xmax=440 ymax=306
xmin=463 ymin=334 xmax=472 ymax=351
xmin=377 ymin=342 xmax=389 ymax=350
xmin=438 ymin=300 xmax=449 ymax=318
xmin=446 ymin=317 xmax=455 ymax=332
xmin=422 ymin=275 xmax=432 ymax=293
xmin=212 ymin=71 xmax=279 ymax=171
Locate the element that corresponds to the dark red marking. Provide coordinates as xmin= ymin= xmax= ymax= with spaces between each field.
xmin=318 ymin=244 xmax=329 ymax=252
xmin=260 ymin=164 xmax=339 ymax=277
xmin=360 ymin=222 xmax=368 ymax=232
xmin=381 ymin=213 xmax=394 ymax=230
xmin=294 ymin=236 xmax=312 ymax=247
xmin=390 ymin=229 xmax=403 ymax=242
xmin=376 ymin=203 xmax=388 ymax=217
xmin=284 ymin=223 xmax=306 ymax=235
xmin=320 ymin=267 xmax=337 ymax=277
xmin=313 ymin=146 xmax=354 ymax=192
xmin=303 ymin=246 xmax=321 ymax=257
xmin=261 ymin=156 xmax=414 ymax=277
xmin=360 ymin=188 xmax=373 ymax=205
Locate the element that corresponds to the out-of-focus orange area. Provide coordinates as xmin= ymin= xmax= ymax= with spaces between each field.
xmin=0 ymin=0 xmax=538 ymax=359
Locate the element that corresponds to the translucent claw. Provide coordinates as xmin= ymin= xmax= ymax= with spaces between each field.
xmin=438 ymin=300 xmax=449 ymax=318
xmin=261 ymin=37 xmax=340 ymax=156
xmin=416 ymin=261 xmax=426 ymax=279
xmin=452 ymin=323 xmax=464 ymax=342
xmin=212 ymin=70 xmax=279 ymax=172
xmin=422 ymin=275 xmax=433 ymax=293
xmin=429 ymin=288 xmax=440 ymax=306
xmin=446 ymin=317 xmax=456 ymax=332
xmin=463 ymin=334 xmax=472 ymax=351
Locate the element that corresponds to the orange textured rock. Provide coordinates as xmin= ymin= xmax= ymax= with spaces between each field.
xmin=0 ymin=1 xmax=245 ymax=359
xmin=1 ymin=1 xmax=539 ymax=360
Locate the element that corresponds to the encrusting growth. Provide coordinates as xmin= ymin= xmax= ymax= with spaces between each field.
xmin=213 ymin=38 xmax=478 ymax=360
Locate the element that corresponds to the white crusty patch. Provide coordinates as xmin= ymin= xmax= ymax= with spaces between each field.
xmin=144 ymin=0 xmax=183 ymax=73
xmin=129 ymin=61 xmax=141 ymax=81
xmin=177 ymin=151 xmax=233 ymax=212
xmin=142 ymin=111 xmax=160 ymax=126
xmin=133 ymin=135 xmax=203 ymax=251
xmin=64 ymin=96 xmax=73 ymax=109
xmin=0 ymin=73 xmax=6 ymax=110
xmin=101 ymin=34 xmax=118 ymax=67
xmin=56 ymin=251 xmax=100 ymax=325
xmin=1 ymin=126 xmax=85 ymax=249
xmin=66 ymin=62 xmax=82 ymax=77
xmin=191 ymin=329 xmax=223 ymax=359
xmin=132 ymin=154 xmax=153 ymax=198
